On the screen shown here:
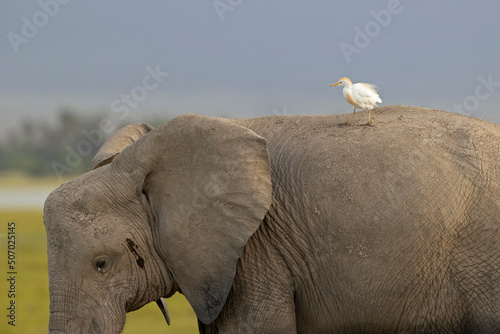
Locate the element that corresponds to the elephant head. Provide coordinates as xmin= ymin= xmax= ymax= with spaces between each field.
xmin=44 ymin=114 xmax=272 ymax=333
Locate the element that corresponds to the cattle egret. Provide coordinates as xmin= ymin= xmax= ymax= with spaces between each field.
xmin=330 ymin=77 xmax=382 ymax=125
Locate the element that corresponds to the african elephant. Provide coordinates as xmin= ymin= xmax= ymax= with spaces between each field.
xmin=44 ymin=106 xmax=500 ymax=333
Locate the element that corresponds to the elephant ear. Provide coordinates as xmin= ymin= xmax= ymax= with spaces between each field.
xmin=88 ymin=123 xmax=153 ymax=170
xmin=112 ymin=114 xmax=272 ymax=324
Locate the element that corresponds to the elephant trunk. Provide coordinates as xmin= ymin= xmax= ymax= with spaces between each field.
xmin=48 ymin=288 xmax=74 ymax=333
xmin=48 ymin=289 xmax=125 ymax=334
xmin=48 ymin=303 xmax=76 ymax=333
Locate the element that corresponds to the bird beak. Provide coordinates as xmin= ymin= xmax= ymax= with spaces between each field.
xmin=330 ymin=82 xmax=340 ymax=87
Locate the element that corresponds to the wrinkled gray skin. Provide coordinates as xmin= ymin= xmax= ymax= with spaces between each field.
xmin=44 ymin=106 xmax=500 ymax=333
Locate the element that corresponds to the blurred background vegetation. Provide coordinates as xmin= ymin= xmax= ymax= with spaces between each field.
xmin=0 ymin=108 xmax=171 ymax=178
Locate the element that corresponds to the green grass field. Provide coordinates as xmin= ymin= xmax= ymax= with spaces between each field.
xmin=0 ymin=209 xmax=198 ymax=334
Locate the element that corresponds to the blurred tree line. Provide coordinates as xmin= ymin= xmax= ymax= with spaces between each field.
xmin=0 ymin=108 xmax=170 ymax=177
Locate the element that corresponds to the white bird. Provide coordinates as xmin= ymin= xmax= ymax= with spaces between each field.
xmin=330 ymin=77 xmax=382 ymax=125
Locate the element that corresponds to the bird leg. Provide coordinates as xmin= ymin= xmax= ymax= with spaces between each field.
xmin=361 ymin=109 xmax=373 ymax=127
xmin=345 ymin=107 xmax=356 ymax=124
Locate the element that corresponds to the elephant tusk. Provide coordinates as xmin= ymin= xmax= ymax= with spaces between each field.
xmin=156 ymin=298 xmax=171 ymax=326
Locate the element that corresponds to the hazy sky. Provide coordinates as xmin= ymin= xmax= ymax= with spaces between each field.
xmin=1 ymin=1 xmax=500 ymax=134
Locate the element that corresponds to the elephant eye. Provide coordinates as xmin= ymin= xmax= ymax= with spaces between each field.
xmin=94 ymin=259 xmax=106 ymax=273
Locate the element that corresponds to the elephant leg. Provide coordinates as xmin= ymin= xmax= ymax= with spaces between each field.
xmin=199 ymin=237 xmax=297 ymax=333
